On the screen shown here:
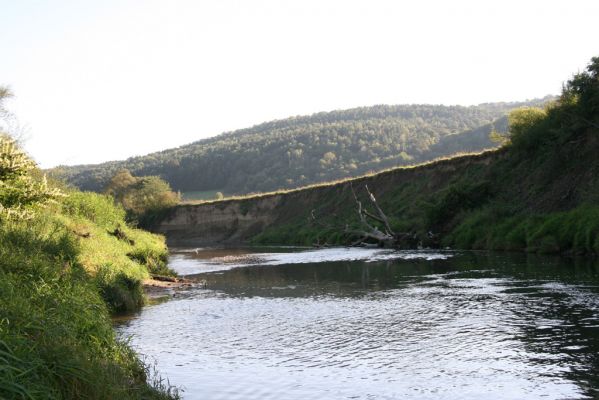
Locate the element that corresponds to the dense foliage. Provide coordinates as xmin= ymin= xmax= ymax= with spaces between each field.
xmin=0 ymin=90 xmax=62 ymax=219
xmin=249 ymin=57 xmax=599 ymax=255
xmin=0 ymin=86 xmax=178 ymax=399
xmin=0 ymin=136 xmax=63 ymax=218
xmin=105 ymin=169 xmax=180 ymax=224
xmin=51 ymin=100 xmax=551 ymax=197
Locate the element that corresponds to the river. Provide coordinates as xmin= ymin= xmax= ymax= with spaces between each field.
xmin=115 ymin=247 xmax=599 ymax=399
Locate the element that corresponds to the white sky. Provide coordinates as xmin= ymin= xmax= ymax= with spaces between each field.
xmin=1 ymin=0 xmax=597 ymax=168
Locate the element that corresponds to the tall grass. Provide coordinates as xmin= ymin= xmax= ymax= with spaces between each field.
xmin=444 ymin=205 xmax=599 ymax=255
xmin=60 ymin=191 xmax=175 ymax=307
xmin=0 ymin=192 xmax=179 ymax=399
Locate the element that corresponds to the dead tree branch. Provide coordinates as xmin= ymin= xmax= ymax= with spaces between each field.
xmin=310 ymin=183 xmax=418 ymax=248
xmin=348 ymin=183 xmax=395 ymax=246
xmin=365 ymin=185 xmax=394 ymax=236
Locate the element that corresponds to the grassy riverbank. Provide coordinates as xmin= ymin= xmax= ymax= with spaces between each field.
xmin=0 ymin=186 xmax=178 ymax=398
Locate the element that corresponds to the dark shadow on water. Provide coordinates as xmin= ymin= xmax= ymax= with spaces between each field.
xmin=189 ymin=251 xmax=599 ymax=299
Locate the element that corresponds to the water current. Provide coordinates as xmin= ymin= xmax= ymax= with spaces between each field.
xmin=116 ymin=248 xmax=599 ymax=399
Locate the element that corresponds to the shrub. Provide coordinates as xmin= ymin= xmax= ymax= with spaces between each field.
xmin=104 ymin=170 xmax=180 ymax=223
xmin=507 ymin=107 xmax=548 ymax=151
xmin=0 ymin=135 xmax=63 ymax=219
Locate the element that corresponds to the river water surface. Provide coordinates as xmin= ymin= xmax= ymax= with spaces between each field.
xmin=116 ymin=248 xmax=599 ymax=399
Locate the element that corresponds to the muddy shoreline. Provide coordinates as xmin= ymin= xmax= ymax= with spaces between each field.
xmin=142 ymin=276 xmax=202 ymax=299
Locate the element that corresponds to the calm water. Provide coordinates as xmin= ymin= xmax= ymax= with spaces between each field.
xmin=116 ymin=248 xmax=599 ymax=399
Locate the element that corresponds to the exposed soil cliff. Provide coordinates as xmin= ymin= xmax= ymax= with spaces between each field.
xmin=157 ymin=194 xmax=283 ymax=245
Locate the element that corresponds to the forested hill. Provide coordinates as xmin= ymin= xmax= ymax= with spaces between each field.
xmin=51 ymin=98 xmax=552 ymax=196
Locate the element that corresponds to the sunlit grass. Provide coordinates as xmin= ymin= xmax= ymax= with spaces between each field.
xmin=181 ymin=189 xmax=224 ymax=201
xmin=0 ymin=191 xmax=179 ymax=399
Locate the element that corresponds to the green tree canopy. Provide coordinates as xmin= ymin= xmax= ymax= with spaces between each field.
xmin=508 ymin=107 xmax=547 ymax=143
xmin=52 ymin=98 xmax=553 ymax=197
xmin=561 ymin=56 xmax=599 ymax=126
xmin=104 ymin=170 xmax=180 ymax=219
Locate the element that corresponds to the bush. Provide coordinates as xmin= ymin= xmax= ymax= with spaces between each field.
xmin=508 ymin=107 xmax=548 ymax=147
xmin=0 ymin=135 xmax=63 ymax=220
xmin=104 ymin=170 xmax=180 ymax=223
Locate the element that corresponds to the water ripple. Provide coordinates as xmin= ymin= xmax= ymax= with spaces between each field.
xmin=116 ymin=250 xmax=599 ymax=400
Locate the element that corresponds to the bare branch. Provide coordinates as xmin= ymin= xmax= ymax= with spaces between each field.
xmin=363 ymin=209 xmax=386 ymax=225
xmin=350 ymin=183 xmax=377 ymax=233
xmin=309 ymin=183 xmax=407 ymax=248
xmin=364 ymin=184 xmax=394 ymax=236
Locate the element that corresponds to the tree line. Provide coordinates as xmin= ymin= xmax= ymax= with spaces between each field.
xmin=51 ymin=99 xmax=553 ymax=197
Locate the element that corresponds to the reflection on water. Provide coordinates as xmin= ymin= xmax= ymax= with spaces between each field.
xmin=116 ymin=249 xmax=599 ymax=400
xmin=168 ymin=247 xmax=451 ymax=275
